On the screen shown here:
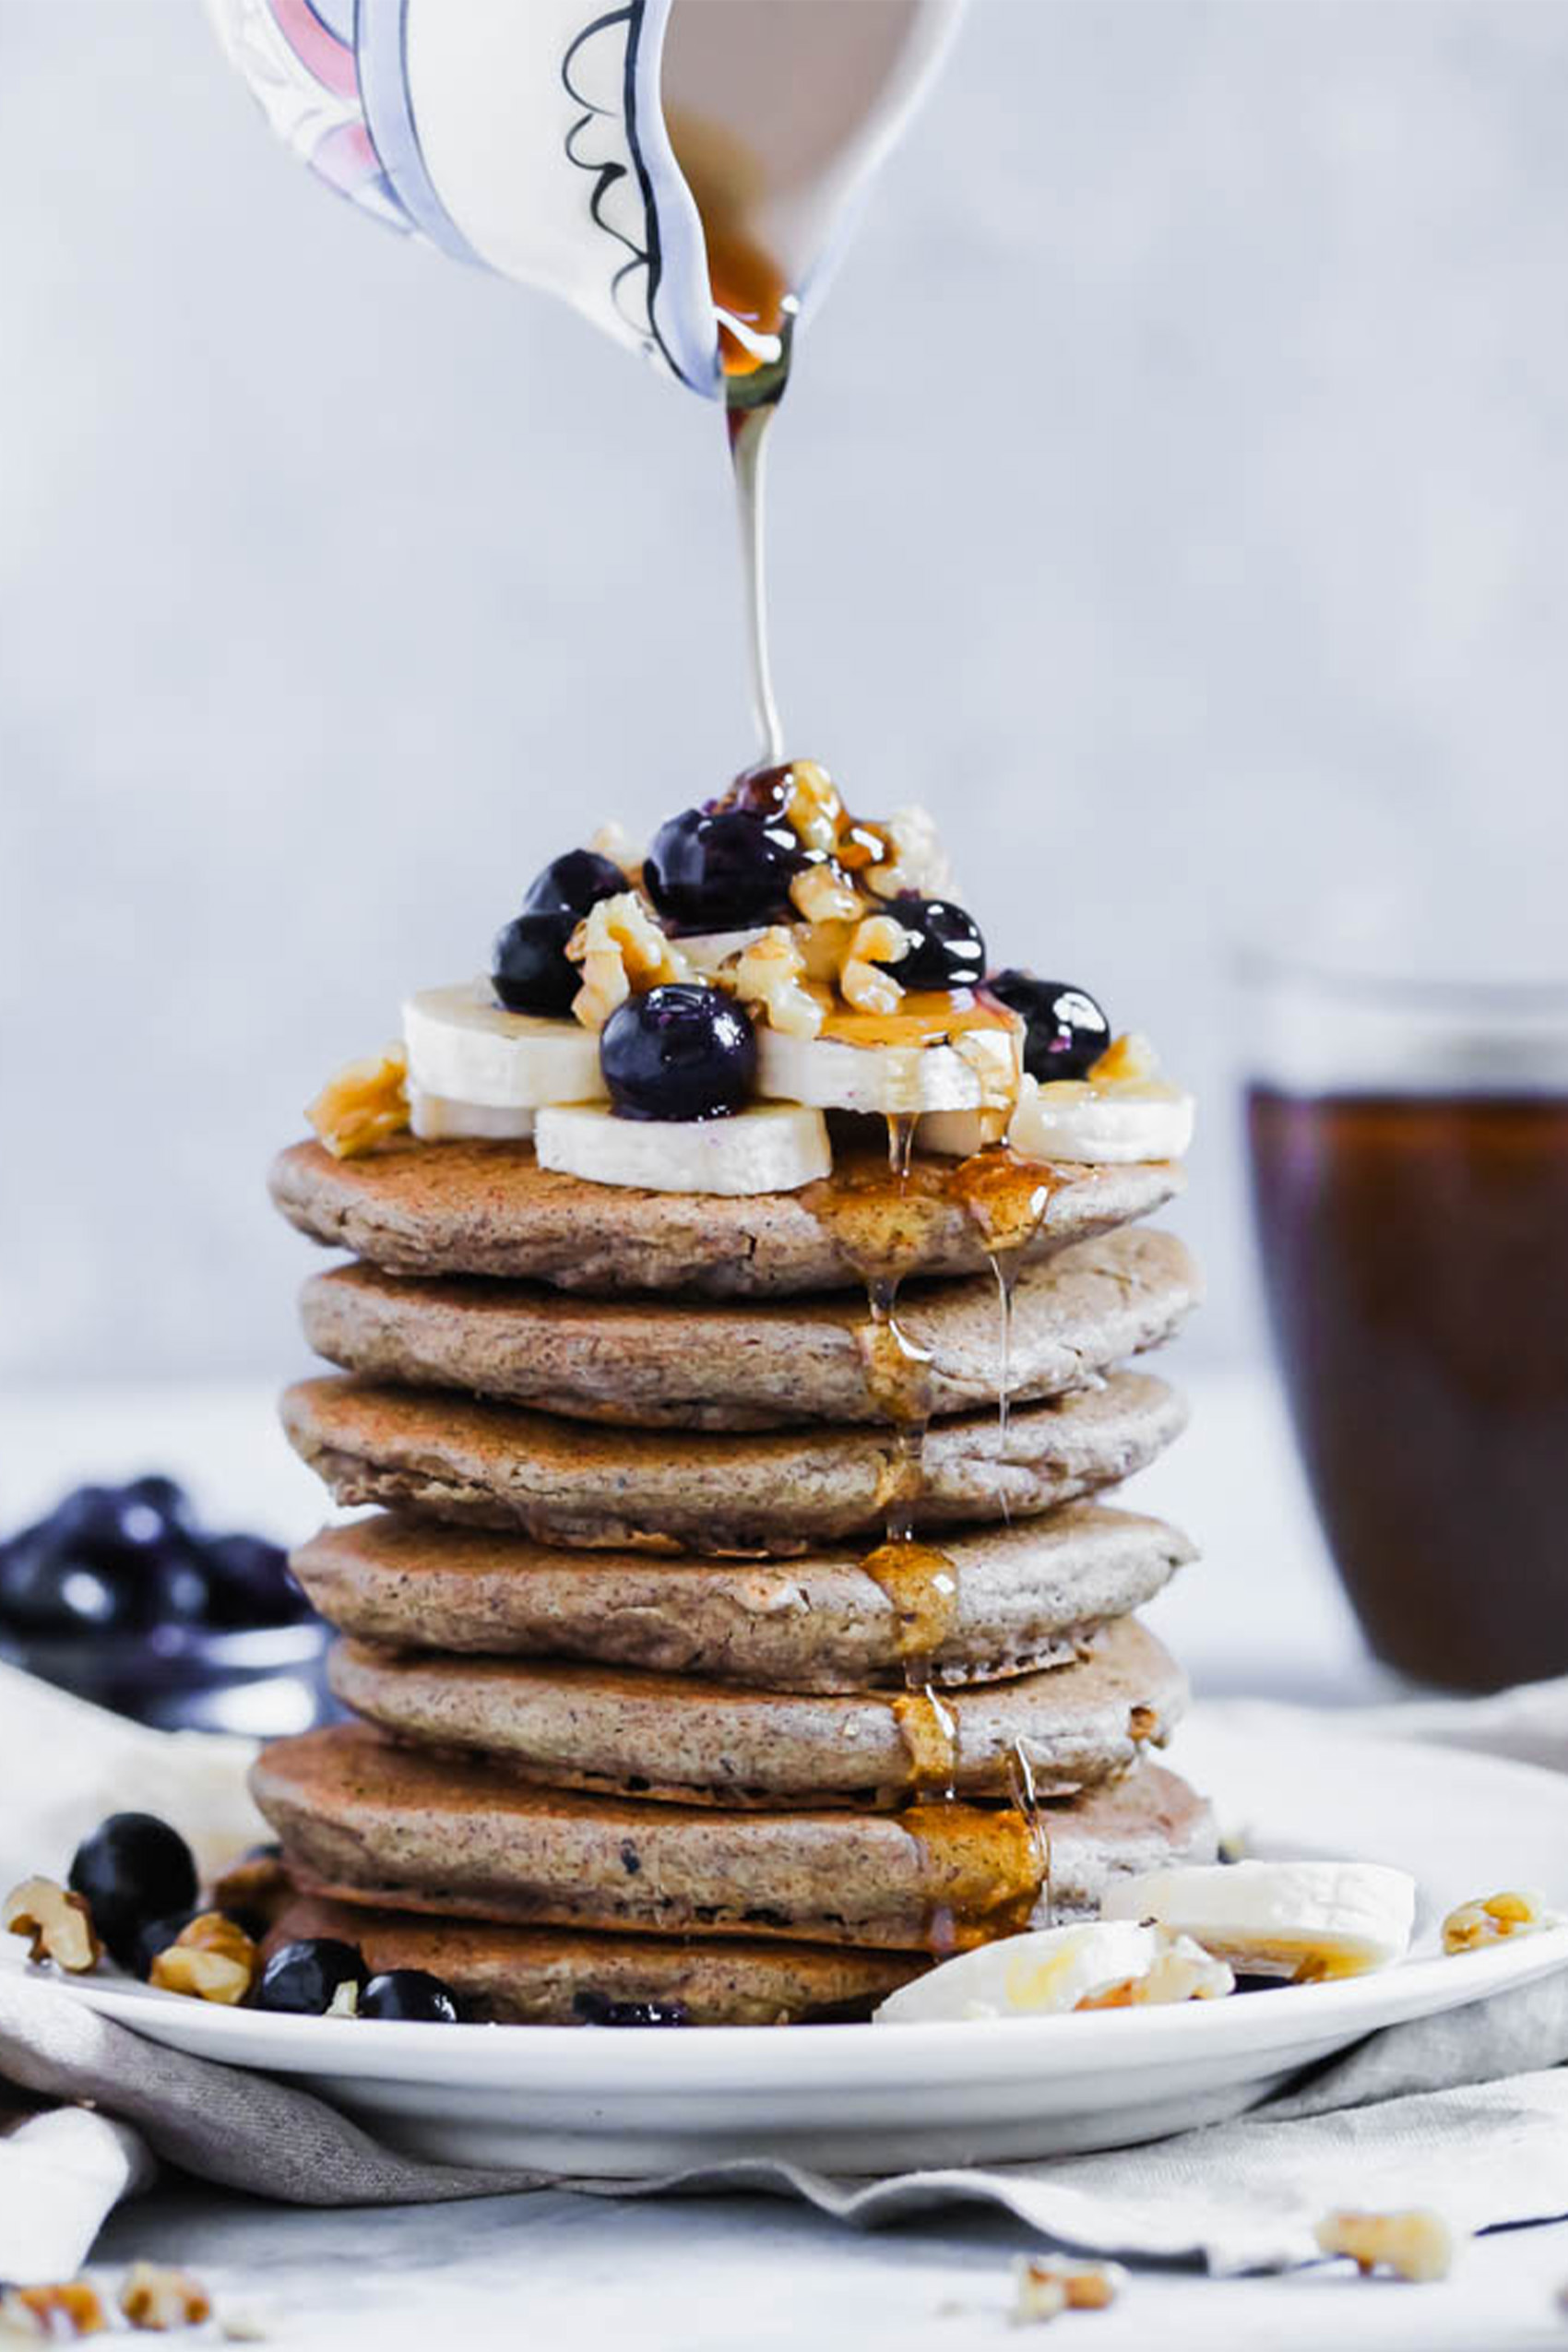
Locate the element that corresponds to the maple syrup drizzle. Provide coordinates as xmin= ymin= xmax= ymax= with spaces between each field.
xmin=1007 ymin=1740 xmax=1054 ymax=1930
xmin=902 ymin=1800 xmax=1046 ymax=1957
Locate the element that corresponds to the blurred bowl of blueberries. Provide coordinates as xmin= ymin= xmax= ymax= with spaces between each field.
xmin=0 ymin=1475 xmax=334 ymax=1736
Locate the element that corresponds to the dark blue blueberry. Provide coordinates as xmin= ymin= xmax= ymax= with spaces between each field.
xmin=573 ymin=1990 xmax=689 ymax=2027
xmin=147 ymin=1534 xmax=213 ymax=1627
xmin=889 ymin=897 xmax=987 ymax=992
xmin=521 ymin=849 xmax=626 ymax=923
xmin=202 ymin=1533 xmax=310 ymax=1629
xmin=492 ymin=910 xmax=579 ymax=1016
xmin=119 ymin=1474 xmax=193 ymax=1538
xmin=360 ymin=1968 xmax=458 ymax=2023
xmin=69 ymin=1814 xmax=198 ymax=1969
xmin=643 ymin=806 xmax=801 ymax=930
xmin=600 ymin=984 xmax=755 ymax=1123
xmin=255 ymin=1936 xmax=367 ymax=2016
xmin=0 ymin=1531 xmax=138 ymax=1635
xmin=986 ymin=972 xmax=1111 ymax=1082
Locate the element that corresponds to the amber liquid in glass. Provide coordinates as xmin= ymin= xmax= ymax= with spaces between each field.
xmin=1248 ymin=1087 xmax=1568 ymax=1690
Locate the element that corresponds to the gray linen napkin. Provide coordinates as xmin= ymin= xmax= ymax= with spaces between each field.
xmin=4 ymin=1673 xmax=1568 ymax=2281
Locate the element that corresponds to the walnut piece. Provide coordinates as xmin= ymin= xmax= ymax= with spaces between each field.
xmin=840 ymin=914 xmax=912 ymax=1016
xmin=1012 ymin=2257 xmax=1125 ymax=2322
xmin=1314 ymin=2208 xmax=1458 ymax=2283
xmin=148 ymin=1912 xmax=258 ymax=2005
xmin=0 ymin=2282 xmax=107 ymax=2338
xmin=307 ymin=1047 xmax=410 ymax=1160
xmin=778 ymin=758 xmax=844 ymax=858
xmin=1089 ymin=1031 xmax=1159 ymax=1084
xmin=119 ymin=2266 xmax=212 ymax=2334
xmin=729 ymin=927 xmax=824 ymax=1039
xmin=3 ymin=1877 xmax=101 ymax=1973
xmin=863 ymin=804 xmax=953 ymax=902
xmin=789 ymin=861 xmax=861 ymax=926
xmin=1442 ymin=1890 xmax=1551 ymax=1954
xmin=567 ymin=891 xmax=692 ymax=1030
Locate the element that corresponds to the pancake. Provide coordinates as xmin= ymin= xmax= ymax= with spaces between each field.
xmin=292 ymin=1503 xmax=1194 ymax=1692
xmin=281 ymin=1371 xmax=1187 ymax=1554
xmin=269 ymin=1135 xmax=1182 ymax=1296
xmin=251 ymin=1722 xmax=1217 ymax=1952
xmin=299 ymin=1227 xmax=1200 ymax=1431
xmin=327 ymin=1615 xmax=1186 ymax=1807
xmin=267 ymin=1895 xmax=920 ymax=2025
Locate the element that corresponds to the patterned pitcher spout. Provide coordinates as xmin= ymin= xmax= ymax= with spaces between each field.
xmin=204 ymin=0 xmax=965 ymax=396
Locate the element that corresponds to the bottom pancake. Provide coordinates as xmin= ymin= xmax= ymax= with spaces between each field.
xmin=252 ymin=1721 xmax=1215 ymax=1954
xmin=269 ymin=1894 xmax=920 ymax=2025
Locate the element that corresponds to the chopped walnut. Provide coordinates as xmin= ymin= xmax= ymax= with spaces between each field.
xmin=862 ymin=804 xmax=954 ymax=903
xmin=4 ymin=1877 xmax=101 ymax=1973
xmin=567 ymin=891 xmax=692 ymax=1030
xmin=307 ymin=1047 xmax=410 ymax=1160
xmin=789 ymin=861 xmax=861 ymax=925
xmin=1442 ymin=1890 xmax=1551 ymax=1952
xmin=777 ymin=759 xmax=844 ymax=858
xmin=119 ymin=2266 xmax=212 ymax=2334
xmin=148 ymin=1912 xmax=257 ymax=2005
xmin=0 ymin=2283 xmax=107 ymax=2339
xmin=840 ymin=914 xmax=912 ymax=1016
xmin=1314 ymin=2209 xmax=1459 ymax=2283
xmin=587 ymin=819 xmax=644 ymax=884
xmin=1089 ymin=1031 xmax=1159 ymax=1084
xmin=326 ymin=1978 xmax=361 ymax=2018
xmin=1012 ymin=2257 xmax=1124 ymax=2322
xmin=729 ymin=927 xmax=824 ymax=1039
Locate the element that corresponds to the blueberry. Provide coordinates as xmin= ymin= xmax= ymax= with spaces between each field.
xmin=573 ymin=1990 xmax=690 ymax=2027
xmin=202 ymin=1533 xmax=310 ymax=1629
xmin=255 ymin=1936 xmax=368 ymax=2016
xmin=119 ymin=1474 xmax=193 ymax=1538
xmin=643 ymin=807 xmax=801 ymax=930
xmin=0 ymin=1531 xmax=138 ymax=1635
xmin=492 ymin=909 xmax=579 ymax=1016
xmin=69 ymin=1814 xmax=198 ymax=1969
xmin=360 ymin=1968 xmax=458 ymax=2023
xmin=600 ymin=984 xmax=755 ymax=1123
xmin=521 ymin=849 xmax=625 ymax=923
xmin=888 ymin=897 xmax=987 ymax=992
xmin=986 ymin=971 xmax=1111 ymax=1082
xmin=147 ymin=1534 xmax=212 ymax=1627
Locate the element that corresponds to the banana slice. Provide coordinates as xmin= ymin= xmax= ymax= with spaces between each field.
xmin=408 ymin=1088 xmax=534 ymax=1143
xmin=874 ymin=1920 xmax=1233 ymax=2024
xmin=1008 ymin=1073 xmax=1194 ymax=1165
xmin=1100 ymin=1859 xmax=1416 ymax=1979
xmin=403 ymin=981 xmax=605 ymax=1111
xmin=534 ymin=1102 xmax=831 ymax=1196
xmin=758 ymin=1016 xmax=1020 ymax=1118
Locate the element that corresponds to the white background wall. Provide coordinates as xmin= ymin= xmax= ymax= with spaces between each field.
xmin=4 ymin=0 xmax=1565 ymax=1384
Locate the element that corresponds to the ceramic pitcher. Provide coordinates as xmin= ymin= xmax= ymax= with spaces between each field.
xmin=203 ymin=0 xmax=965 ymax=395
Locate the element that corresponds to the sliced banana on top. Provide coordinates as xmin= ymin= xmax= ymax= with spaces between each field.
xmin=403 ymin=981 xmax=605 ymax=1111
xmin=874 ymin=1919 xmax=1233 ymax=2024
xmin=1100 ymin=1859 xmax=1417 ymax=1979
xmin=535 ymin=1102 xmax=831 ymax=1196
xmin=1007 ymin=1072 xmax=1195 ymax=1166
xmin=758 ymin=1017 xmax=1019 ymax=1119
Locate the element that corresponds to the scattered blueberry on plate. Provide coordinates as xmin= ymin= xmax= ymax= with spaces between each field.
xmin=573 ymin=1990 xmax=690 ymax=2027
xmin=360 ymin=1968 xmax=460 ymax=2023
xmin=68 ymin=1814 xmax=199 ymax=1972
xmin=255 ymin=1936 xmax=369 ymax=2016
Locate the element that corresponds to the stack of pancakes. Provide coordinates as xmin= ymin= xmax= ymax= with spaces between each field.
xmin=252 ymin=1134 xmax=1216 ymax=2024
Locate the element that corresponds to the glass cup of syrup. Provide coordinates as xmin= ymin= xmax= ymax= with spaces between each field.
xmin=1244 ymin=933 xmax=1568 ymax=1693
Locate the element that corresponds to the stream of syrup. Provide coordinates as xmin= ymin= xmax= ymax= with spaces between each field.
xmin=675 ymin=140 xmax=1071 ymax=1954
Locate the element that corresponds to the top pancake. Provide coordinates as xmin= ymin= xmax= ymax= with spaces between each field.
xmin=269 ymin=1135 xmax=1182 ymax=1296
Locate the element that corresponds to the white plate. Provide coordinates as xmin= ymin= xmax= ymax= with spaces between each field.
xmin=8 ymin=1715 xmax=1568 ymax=2176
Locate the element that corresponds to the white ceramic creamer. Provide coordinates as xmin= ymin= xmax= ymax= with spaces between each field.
xmin=204 ymin=0 xmax=965 ymax=395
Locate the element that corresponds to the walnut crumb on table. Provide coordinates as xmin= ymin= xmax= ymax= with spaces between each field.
xmin=119 ymin=2265 xmax=212 ymax=2333
xmin=1314 ymin=2209 xmax=1462 ymax=2282
xmin=1012 ymin=2257 xmax=1126 ymax=2322
xmin=0 ymin=2282 xmax=108 ymax=2339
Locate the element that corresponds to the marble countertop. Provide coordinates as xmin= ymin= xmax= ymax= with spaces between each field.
xmin=4 ymin=1368 xmax=1564 ymax=2348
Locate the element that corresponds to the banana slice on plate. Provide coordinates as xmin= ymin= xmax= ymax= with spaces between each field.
xmin=874 ymin=1919 xmax=1233 ymax=2024
xmin=1100 ymin=1859 xmax=1416 ymax=1979
xmin=535 ymin=1102 xmax=832 ymax=1195
xmin=1007 ymin=1073 xmax=1195 ymax=1165
xmin=403 ymin=981 xmax=605 ymax=1110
